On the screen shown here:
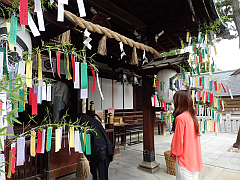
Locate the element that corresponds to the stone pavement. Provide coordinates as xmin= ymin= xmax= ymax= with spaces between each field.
xmin=58 ymin=131 xmax=240 ymax=180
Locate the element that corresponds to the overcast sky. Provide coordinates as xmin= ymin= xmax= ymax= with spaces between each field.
xmin=215 ymin=37 xmax=240 ymax=71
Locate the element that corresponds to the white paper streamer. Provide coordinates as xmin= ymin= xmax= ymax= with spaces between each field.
xmin=49 ymin=50 xmax=54 ymax=78
xmin=119 ymin=42 xmax=126 ymax=59
xmin=96 ymin=72 xmax=104 ymax=100
xmin=77 ymin=0 xmax=86 ymax=17
xmin=0 ymin=52 xmax=3 ymax=79
xmin=47 ymin=84 xmax=52 ymax=101
xmin=37 ymin=9 xmax=45 ymax=31
xmin=57 ymin=2 xmax=64 ymax=22
xmin=83 ymin=29 xmax=92 ymax=50
xmin=28 ymin=12 xmax=40 ymax=37
xmin=59 ymin=0 xmax=68 ymax=5
xmin=74 ymin=62 xmax=80 ymax=89
xmin=34 ymin=0 xmax=41 ymax=12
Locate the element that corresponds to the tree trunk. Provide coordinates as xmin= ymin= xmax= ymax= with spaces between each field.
xmin=233 ymin=126 xmax=240 ymax=148
xmin=231 ymin=0 xmax=240 ymax=48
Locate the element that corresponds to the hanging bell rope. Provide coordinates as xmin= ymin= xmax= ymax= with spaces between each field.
xmin=63 ymin=9 xmax=162 ymax=58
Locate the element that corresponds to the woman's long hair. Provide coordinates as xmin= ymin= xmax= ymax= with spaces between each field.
xmin=172 ymin=90 xmax=200 ymax=135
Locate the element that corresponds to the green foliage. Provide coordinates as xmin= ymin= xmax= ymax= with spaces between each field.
xmin=161 ymin=49 xmax=182 ymax=57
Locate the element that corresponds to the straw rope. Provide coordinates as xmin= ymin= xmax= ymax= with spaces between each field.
xmin=64 ymin=10 xmax=162 ymax=58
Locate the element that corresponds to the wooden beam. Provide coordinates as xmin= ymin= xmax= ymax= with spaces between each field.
xmin=83 ymin=0 xmax=146 ymax=34
xmin=164 ymin=32 xmax=180 ymax=48
xmin=147 ymin=12 xmax=192 ymax=35
xmin=155 ymin=42 xmax=169 ymax=52
xmin=141 ymin=0 xmax=159 ymax=23
xmin=162 ymin=0 xmax=175 ymax=16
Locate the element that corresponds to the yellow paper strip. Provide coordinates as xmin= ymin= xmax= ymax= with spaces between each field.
xmin=181 ymin=40 xmax=184 ymax=49
xmin=217 ymin=82 xmax=221 ymax=93
xmin=213 ymin=45 xmax=217 ymax=55
xmin=70 ymin=127 xmax=75 ymax=148
xmin=67 ymin=54 xmax=72 ymax=80
xmin=205 ymin=34 xmax=208 ymax=44
xmin=195 ymin=77 xmax=199 ymax=86
xmin=38 ymin=53 xmax=42 ymax=81
xmin=6 ymin=22 xmax=14 ymax=51
xmin=209 ymin=65 xmax=212 ymax=75
xmin=207 ymin=54 xmax=209 ymax=62
xmin=215 ymin=122 xmax=218 ymax=133
xmin=186 ymin=32 xmax=189 ymax=42
xmin=201 ymin=121 xmax=204 ymax=131
xmin=55 ymin=129 xmax=60 ymax=152
xmin=214 ymin=97 xmax=217 ymax=107
xmin=31 ymin=131 xmax=36 ymax=156
xmin=192 ymin=90 xmax=195 ymax=105
xmin=7 ymin=150 xmax=12 ymax=178
xmin=26 ymin=61 xmax=33 ymax=87
xmin=153 ymin=78 xmax=156 ymax=87
xmin=207 ymin=120 xmax=211 ymax=130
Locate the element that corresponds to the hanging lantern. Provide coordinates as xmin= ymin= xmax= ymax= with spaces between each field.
xmin=128 ymin=73 xmax=141 ymax=86
xmin=116 ymin=70 xmax=128 ymax=84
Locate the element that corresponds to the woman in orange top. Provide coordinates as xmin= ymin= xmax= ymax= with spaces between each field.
xmin=171 ymin=90 xmax=203 ymax=180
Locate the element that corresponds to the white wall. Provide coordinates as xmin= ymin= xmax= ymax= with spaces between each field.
xmin=88 ymin=76 xmax=133 ymax=110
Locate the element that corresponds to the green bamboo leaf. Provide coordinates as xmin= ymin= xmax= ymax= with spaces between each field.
xmin=0 ymin=134 xmax=18 ymax=139
xmin=0 ymin=127 xmax=7 ymax=134
xmin=11 ymin=116 xmax=22 ymax=125
xmin=8 ymin=108 xmax=19 ymax=116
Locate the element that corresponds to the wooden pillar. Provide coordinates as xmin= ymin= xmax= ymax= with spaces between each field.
xmin=139 ymin=71 xmax=160 ymax=173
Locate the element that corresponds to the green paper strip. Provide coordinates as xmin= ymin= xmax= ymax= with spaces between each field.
xmin=218 ymin=99 xmax=221 ymax=110
xmin=18 ymin=89 xmax=24 ymax=112
xmin=197 ymin=105 xmax=199 ymax=115
xmin=208 ymin=93 xmax=210 ymax=102
xmin=80 ymin=131 xmax=85 ymax=152
xmin=190 ymin=68 xmax=193 ymax=77
xmin=9 ymin=15 xmax=18 ymax=45
xmin=211 ymin=64 xmax=214 ymax=72
xmin=197 ymin=48 xmax=199 ymax=56
xmin=192 ymin=42 xmax=195 ymax=52
xmin=182 ymin=70 xmax=186 ymax=81
xmin=47 ymin=128 xmax=52 ymax=152
xmin=161 ymin=113 xmax=164 ymax=122
xmin=212 ymin=110 xmax=214 ymax=119
xmin=205 ymin=45 xmax=208 ymax=54
xmin=81 ymin=63 xmax=88 ymax=89
xmin=202 ymin=76 xmax=204 ymax=86
xmin=160 ymin=82 xmax=163 ymax=91
xmin=86 ymin=134 xmax=91 ymax=155
xmin=202 ymin=49 xmax=205 ymax=59
xmin=9 ymin=72 xmax=13 ymax=90
xmin=202 ymin=120 xmax=205 ymax=134
xmin=197 ymin=65 xmax=200 ymax=75
xmin=217 ymin=113 xmax=220 ymax=123
xmin=210 ymin=81 xmax=212 ymax=91
xmin=189 ymin=76 xmax=191 ymax=86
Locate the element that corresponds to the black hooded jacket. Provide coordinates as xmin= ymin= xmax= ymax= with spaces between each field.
xmin=80 ymin=115 xmax=115 ymax=167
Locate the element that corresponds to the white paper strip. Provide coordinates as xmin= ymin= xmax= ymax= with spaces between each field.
xmin=41 ymin=129 xmax=46 ymax=154
xmin=49 ymin=50 xmax=54 ymax=78
xmin=37 ymin=86 xmax=41 ymax=104
xmin=59 ymin=0 xmax=68 ymax=5
xmin=81 ymin=89 xmax=88 ymax=99
xmin=47 ymin=84 xmax=52 ymax=101
xmin=17 ymin=60 xmax=26 ymax=76
xmin=57 ymin=2 xmax=64 ymax=22
xmin=74 ymin=62 xmax=80 ymax=89
xmin=34 ymin=0 xmax=41 ymax=12
xmin=0 ymin=52 xmax=3 ymax=79
xmin=119 ymin=42 xmax=126 ymax=59
xmin=96 ymin=72 xmax=104 ymax=100
xmin=0 ymin=154 xmax=5 ymax=179
xmin=16 ymin=137 xmax=25 ymax=166
xmin=74 ymin=131 xmax=80 ymax=152
xmin=229 ymin=89 xmax=233 ymax=99
xmin=37 ymin=9 xmax=45 ymax=31
xmin=83 ymin=37 xmax=92 ymax=50
xmin=77 ymin=0 xmax=86 ymax=17
xmin=50 ymin=0 xmax=54 ymax=5
xmin=42 ymin=82 xmax=47 ymax=100
xmin=28 ymin=12 xmax=41 ymax=37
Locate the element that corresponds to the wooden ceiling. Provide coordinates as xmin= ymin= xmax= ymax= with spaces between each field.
xmin=1 ymin=0 xmax=228 ymax=66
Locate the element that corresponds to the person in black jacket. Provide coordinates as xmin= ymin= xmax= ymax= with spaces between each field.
xmin=80 ymin=115 xmax=115 ymax=180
